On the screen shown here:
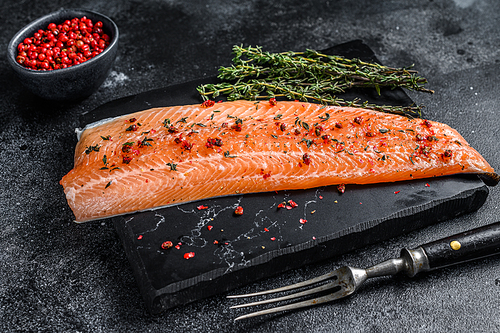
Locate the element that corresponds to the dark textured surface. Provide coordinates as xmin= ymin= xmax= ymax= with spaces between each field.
xmin=1 ymin=0 xmax=500 ymax=332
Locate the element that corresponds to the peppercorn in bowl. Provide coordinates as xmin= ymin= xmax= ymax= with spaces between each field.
xmin=7 ymin=8 xmax=119 ymax=101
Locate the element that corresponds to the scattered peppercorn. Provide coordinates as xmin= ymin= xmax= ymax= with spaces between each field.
xmin=420 ymin=145 xmax=431 ymax=156
xmin=122 ymin=142 xmax=134 ymax=153
xmin=302 ymin=153 xmax=311 ymax=165
xmin=126 ymin=124 xmax=138 ymax=132
xmin=201 ymin=100 xmax=215 ymax=107
xmin=167 ymin=125 xmax=179 ymax=134
xmin=183 ymin=252 xmax=195 ymax=259
xmin=234 ymin=206 xmax=244 ymax=215
xmin=161 ymin=241 xmax=173 ymax=250
xmin=261 ymin=170 xmax=271 ymax=179
xmin=179 ymin=140 xmax=193 ymax=151
xmin=321 ymin=134 xmax=331 ymax=143
xmin=232 ymin=118 xmax=243 ymax=132
xmin=206 ymin=137 xmax=223 ymax=148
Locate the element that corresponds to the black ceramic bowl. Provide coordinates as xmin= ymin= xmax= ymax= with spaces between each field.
xmin=7 ymin=8 xmax=119 ymax=101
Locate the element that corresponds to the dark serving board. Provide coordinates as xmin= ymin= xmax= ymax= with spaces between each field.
xmin=82 ymin=40 xmax=490 ymax=314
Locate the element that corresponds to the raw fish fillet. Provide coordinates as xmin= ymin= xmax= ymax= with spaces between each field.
xmin=60 ymin=100 xmax=498 ymax=222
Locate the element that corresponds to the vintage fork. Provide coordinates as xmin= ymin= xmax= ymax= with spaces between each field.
xmin=228 ymin=221 xmax=500 ymax=321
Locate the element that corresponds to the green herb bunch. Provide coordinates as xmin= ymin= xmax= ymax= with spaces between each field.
xmin=197 ymin=45 xmax=433 ymax=117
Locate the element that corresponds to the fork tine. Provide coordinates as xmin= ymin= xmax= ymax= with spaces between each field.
xmin=227 ymin=270 xmax=338 ymax=299
xmin=230 ymin=280 xmax=340 ymax=309
xmin=233 ymin=290 xmax=346 ymax=321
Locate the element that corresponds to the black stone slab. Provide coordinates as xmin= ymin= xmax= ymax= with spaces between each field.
xmin=80 ymin=40 xmax=490 ymax=314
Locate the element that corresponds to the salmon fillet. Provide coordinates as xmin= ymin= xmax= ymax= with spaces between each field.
xmin=60 ymin=100 xmax=498 ymax=222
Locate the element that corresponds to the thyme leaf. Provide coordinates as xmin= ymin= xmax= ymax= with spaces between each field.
xmin=85 ymin=145 xmax=100 ymax=154
xmin=139 ymin=137 xmax=154 ymax=148
xmin=197 ymin=45 xmax=433 ymax=118
xmin=318 ymin=113 xmax=330 ymax=122
xmin=224 ymin=151 xmax=237 ymax=158
xmin=166 ymin=163 xmax=177 ymax=171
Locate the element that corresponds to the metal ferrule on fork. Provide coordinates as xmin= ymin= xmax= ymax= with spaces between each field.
xmin=366 ymin=247 xmax=430 ymax=279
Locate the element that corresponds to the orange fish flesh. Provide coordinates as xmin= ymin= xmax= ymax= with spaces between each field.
xmin=60 ymin=100 xmax=498 ymax=222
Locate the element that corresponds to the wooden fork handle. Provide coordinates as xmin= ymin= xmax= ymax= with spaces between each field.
xmin=418 ymin=221 xmax=500 ymax=270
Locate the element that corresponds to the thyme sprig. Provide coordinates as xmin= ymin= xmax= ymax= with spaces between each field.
xmin=197 ymin=45 xmax=433 ymax=117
